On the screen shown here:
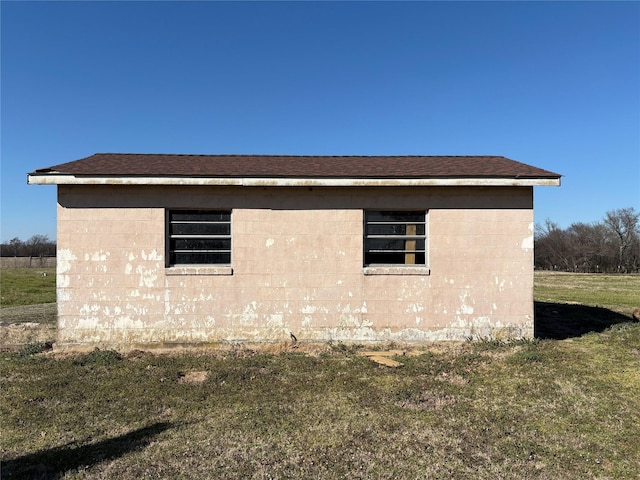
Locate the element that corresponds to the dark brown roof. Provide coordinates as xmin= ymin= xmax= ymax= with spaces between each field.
xmin=33 ymin=153 xmax=561 ymax=179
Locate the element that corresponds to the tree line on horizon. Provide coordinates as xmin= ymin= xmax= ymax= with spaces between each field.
xmin=0 ymin=235 xmax=56 ymax=259
xmin=535 ymin=207 xmax=639 ymax=273
xmin=2 ymin=207 xmax=639 ymax=273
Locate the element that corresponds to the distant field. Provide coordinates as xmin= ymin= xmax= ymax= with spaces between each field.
xmin=534 ymin=271 xmax=639 ymax=316
xmin=0 ymin=267 xmax=56 ymax=308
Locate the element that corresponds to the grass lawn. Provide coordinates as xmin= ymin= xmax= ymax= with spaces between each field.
xmin=0 ymin=267 xmax=56 ymax=308
xmin=534 ymin=271 xmax=640 ymax=316
xmin=1 ymin=271 xmax=639 ymax=478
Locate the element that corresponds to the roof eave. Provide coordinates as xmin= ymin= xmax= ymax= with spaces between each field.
xmin=27 ymin=173 xmax=561 ymax=187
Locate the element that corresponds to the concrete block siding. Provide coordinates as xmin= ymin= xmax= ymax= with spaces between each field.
xmin=56 ymin=184 xmax=534 ymax=347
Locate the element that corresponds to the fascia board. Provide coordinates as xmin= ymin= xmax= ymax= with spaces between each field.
xmin=27 ymin=174 xmax=561 ymax=187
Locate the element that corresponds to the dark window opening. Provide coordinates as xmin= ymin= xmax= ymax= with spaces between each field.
xmin=364 ymin=210 xmax=427 ymax=266
xmin=168 ymin=210 xmax=231 ymax=265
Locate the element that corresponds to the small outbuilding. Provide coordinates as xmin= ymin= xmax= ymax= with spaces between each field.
xmin=28 ymin=154 xmax=560 ymax=348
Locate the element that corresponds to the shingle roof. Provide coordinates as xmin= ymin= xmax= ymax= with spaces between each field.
xmin=34 ymin=153 xmax=561 ymax=179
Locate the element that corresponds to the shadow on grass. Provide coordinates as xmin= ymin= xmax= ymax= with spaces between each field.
xmin=534 ymin=301 xmax=632 ymax=340
xmin=1 ymin=421 xmax=172 ymax=479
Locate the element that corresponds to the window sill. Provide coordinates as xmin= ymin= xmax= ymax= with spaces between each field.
xmin=363 ymin=266 xmax=431 ymax=276
xmin=166 ymin=266 xmax=233 ymax=276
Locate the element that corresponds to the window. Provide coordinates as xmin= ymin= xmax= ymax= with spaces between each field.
xmin=167 ymin=210 xmax=231 ymax=265
xmin=364 ymin=211 xmax=426 ymax=266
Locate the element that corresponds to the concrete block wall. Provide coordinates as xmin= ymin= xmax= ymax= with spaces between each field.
xmin=56 ymin=185 xmax=534 ymax=347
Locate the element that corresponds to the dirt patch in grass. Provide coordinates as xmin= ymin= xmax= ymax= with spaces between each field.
xmin=0 ymin=303 xmax=57 ymax=325
xmin=178 ymin=371 xmax=209 ymax=384
xmin=0 ymin=304 xmax=57 ymax=350
xmin=395 ymin=390 xmax=457 ymax=410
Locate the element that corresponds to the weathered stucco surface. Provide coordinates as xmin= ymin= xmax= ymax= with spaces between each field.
xmin=56 ymin=185 xmax=534 ymax=347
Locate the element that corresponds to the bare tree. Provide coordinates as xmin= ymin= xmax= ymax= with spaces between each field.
xmin=535 ymin=207 xmax=640 ymax=273
xmin=603 ymin=207 xmax=640 ymax=272
xmin=535 ymin=219 xmax=572 ymax=270
xmin=25 ymin=234 xmax=50 ymax=256
xmin=9 ymin=237 xmax=23 ymax=257
xmin=565 ymin=222 xmax=612 ymax=272
xmin=22 ymin=235 xmax=56 ymax=266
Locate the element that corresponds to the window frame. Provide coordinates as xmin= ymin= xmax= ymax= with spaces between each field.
xmin=363 ymin=210 xmax=429 ymax=273
xmin=166 ymin=209 xmax=232 ymax=268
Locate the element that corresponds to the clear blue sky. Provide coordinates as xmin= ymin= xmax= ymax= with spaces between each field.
xmin=1 ymin=1 xmax=639 ymax=242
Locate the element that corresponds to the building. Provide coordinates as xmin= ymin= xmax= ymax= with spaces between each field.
xmin=28 ymin=153 xmax=561 ymax=349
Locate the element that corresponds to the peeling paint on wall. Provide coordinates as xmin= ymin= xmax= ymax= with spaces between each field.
xmin=521 ymin=222 xmax=534 ymax=251
xmin=239 ymin=302 xmax=259 ymax=325
xmin=521 ymin=235 xmax=534 ymax=251
xmin=57 ymin=249 xmax=76 ymax=288
xmin=55 ymin=186 xmax=536 ymax=348
xmin=456 ymin=290 xmax=474 ymax=315
xmin=114 ymin=316 xmax=145 ymax=330
xmin=406 ymin=303 xmax=424 ymax=314
xmin=136 ymin=265 xmax=158 ymax=288
xmin=85 ymin=250 xmax=110 ymax=262
xmin=141 ymin=249 xmax=162 ymax=261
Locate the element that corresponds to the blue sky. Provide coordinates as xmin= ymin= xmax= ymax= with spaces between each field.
xmin=1 ymin=1 xmax=639 ymax=242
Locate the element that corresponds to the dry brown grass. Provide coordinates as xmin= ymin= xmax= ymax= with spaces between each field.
xmin=2 ymin=327 xmax=640 ymax=479
xmin=1 ymin=272 xmax=639 ymax=478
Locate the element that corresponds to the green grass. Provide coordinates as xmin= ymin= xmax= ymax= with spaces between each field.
xmin=0 ymin=267 xmax=56 ymax=307
xmin=534 ymin=271 xmax=640 ymax=316
xmin=1 ymin=272 xmax=640 ymax=478
xmin=2 ymin=330 xmax=639 ymax=479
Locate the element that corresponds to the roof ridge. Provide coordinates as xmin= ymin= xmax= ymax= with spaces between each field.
xmin=92 ymin=153 xmax=506 ymax=158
